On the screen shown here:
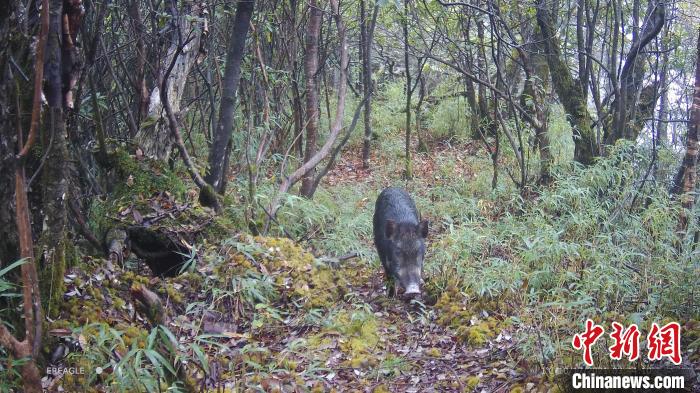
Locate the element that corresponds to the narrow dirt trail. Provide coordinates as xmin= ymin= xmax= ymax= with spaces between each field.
xmin=281 ymin=259 xmax=528 ymax=393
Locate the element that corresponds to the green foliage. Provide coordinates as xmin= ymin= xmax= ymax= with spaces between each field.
xmin=62 ymin=324 xmax=193 ymax=392
xmin=256 ymin=183 xmax=376 ymax=259
xmin=546 ymin=104 xmax=575 ymax=165
xmin=425 ymin=141 xmax=698 ymax=366
xmin=428 ymin=94 xmax=472 ymax=140
xmin=427 ymin=78 xmax=474 ymax=140
xmin=0 ymin=259 xmax=26 ymax=306
xmin=372 ymin=81 xmax=413 ymax=137
xmin=0 ymin=259 xmax=27 ymax=392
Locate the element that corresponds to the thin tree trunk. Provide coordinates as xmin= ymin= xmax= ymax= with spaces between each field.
xmin=675 ymin=28 xmax=699 ymax=234
xmin=657 ymin=48 xmax=670 ymax=145
xmin=403 ymin=0 xmax=413 ymax=179
xmin=299 ymin=0 xmax=322 ymax=197
xmin=128 ymin=0 xmax=149 ymax=125
xmin=162 ymin=41 xmax=222 ymax=213
xmin=608 ymin=0 xmax=665 ymax=143
xmin=38 ymin=0 xmax=75 ymax=321
xmin=203 ymin=0 xmax=254 ymax=195
xmin=268 ymin=0 xmax=348 ymax=217
xmin=361 ymin=0 xmax=379 ymax=168
xmin=0 ymin=2 xmax=48 ymax=391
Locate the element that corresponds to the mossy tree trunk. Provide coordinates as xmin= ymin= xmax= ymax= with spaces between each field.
xmin=674 ymin=28 xmax=699 ymax=235
xmin=38 ymin=0 xmax=76 ymax=318
xmin=521 ymin=22 xmax=552 ymax=183
xmin=536 ymin=1 xmax=597 ymax=165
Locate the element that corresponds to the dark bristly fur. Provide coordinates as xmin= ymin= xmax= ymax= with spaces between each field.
xmin=373 ymin=187 xmax=428 ymax=297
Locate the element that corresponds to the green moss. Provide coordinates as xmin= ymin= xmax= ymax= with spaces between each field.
xmin=160 ymin=282 xmax=185 ymax=305
xmin=217 ymin=236 xmax=348 ymax=310
xmin=433 ymin=284 xmax=513 ymax=346
xmin=458 ymin=322 xmax=493 ymax=346
xmin=426 ymin=347 xmax=442 ymax=357
xmin=87 ymin=148 xmax=188 ymax=236
xmin=373 ymin=384 xmax=390 ymax=393
xmin=38 ymin=237 xmax=68 ymax=318
xmin=465 ymin=375 xmax=480 ymax=390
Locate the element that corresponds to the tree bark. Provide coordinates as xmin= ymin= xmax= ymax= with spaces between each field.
xmin=133 ymin=1 xmax=206 ymax=161
xmin=403 ymin=0 xmax=413 ymax=179
xmin=0 ymin=1 xmax=48 ymax=391
xmin=606 ymin=0 xmax=665 ymax=144
xmin=161 ymin=41 xmax=222 ymax=213
xmin=38 ymin=0 xmax=76 ymax=319
xmin=203 ymin=0 xmax=254 ymax=195
xmin=299 ymin=0 xmax=322 ymax=198
xmin=657 ymin=47 xmax=670 ymax=145
xmin=674 ymin=28 xmax=699 ymax=234
xmin=128 ymin=0 xmax=149 ymax=125
xmin=536 ymin=1 xmax=597 ymax=165
xmin=268 ymin=0 xmax=348 ymax=217
xmin=361 ymin=0 xmax=379 ymax=168
xmin=522 ymin=24 xmax=552 ymax=183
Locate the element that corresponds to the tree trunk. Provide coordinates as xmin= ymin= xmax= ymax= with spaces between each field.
xmin=403 ymin=0 xmax=413 ymax=179
xmin=38 ymin=0 xmax=74 ymax=320
xmin=133 ymin=1 xmax=206 ymax=161
xmin=360 ymin=0 xmax=379 ymax=168
xmin=203 ymin=0 xmax=254 ymax=194
xmin=536 ymin=1 xmax=597 ymax=165
xmin=0 ymin=1 xmax=48 ymax=391
xmin=675 ymin=28 xmax=699 ymax=234
xmin=128 ymin=0 xmax=149 ymax=126
xmin=360 ymin=0 xmax=369 ymax=167
xmin=657 ymin=48 xmax=670 ymax=145
xmin=268 ymin=0 xmax=348 ymax=216
xmin=522 ymin=25 xmax=552 ymax=183
xmin=607 ymin=0 xmax=665 ymax=144
xmin=299 ymin=0 xmax=322 ymax=197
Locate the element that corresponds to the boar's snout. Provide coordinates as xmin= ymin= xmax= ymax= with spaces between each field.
xmin=403 ymin=282 xmax=421 ymax=296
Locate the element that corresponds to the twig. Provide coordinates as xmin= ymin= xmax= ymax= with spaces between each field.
xmin=318 ymin=252 xmax=359 ymax=268
xmin=257 ymin=200 xmax=295 ymax=240
xmin=68 ymin=199 xmax=104 ymax=252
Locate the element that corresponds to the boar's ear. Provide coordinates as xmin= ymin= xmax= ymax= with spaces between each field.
xmin=418 ymin=220 xmax=429 ymax=238
xmin=385 ymin=219 xmax=396 ymax=239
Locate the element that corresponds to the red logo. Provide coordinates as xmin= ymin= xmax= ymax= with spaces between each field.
xmin=572 ymin=320 xmax=682 ymax=366
xmin=647 ymin=322 xmax=682 ymax=365
xmin=572 ymin=319 xmax=605 ymax=366
xmin=609 ymin=322 xmax=641 ymax=361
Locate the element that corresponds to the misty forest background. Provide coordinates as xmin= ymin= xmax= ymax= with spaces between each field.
xmin=1 ymin=0 xmax=700 ymax=391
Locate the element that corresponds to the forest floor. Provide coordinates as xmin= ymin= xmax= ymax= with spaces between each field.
xmin=44 ymin=136 xmax=699 ymax=392
xmin=262 ymin=257 xmax=530 ymax=393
